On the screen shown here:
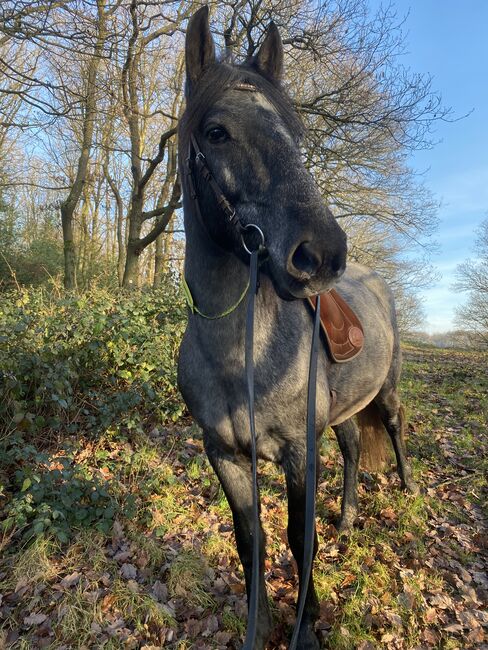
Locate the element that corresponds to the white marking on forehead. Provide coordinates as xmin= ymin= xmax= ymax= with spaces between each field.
xmin=254 ymin=93 xmax=294 ymax=144
xmin=254 ymin=92 xmax=277 ymax=113
xmin=221 ymin=164 xmax=235 ymax=188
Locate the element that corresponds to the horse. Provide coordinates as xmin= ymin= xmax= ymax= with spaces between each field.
xmin=177 ymin=8 xmax=418 ymax=649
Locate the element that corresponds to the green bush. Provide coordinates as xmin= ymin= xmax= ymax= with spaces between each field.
xmin=0 ymin=281 xmax=187 ymax=541
xmin=2 ymin=440 xmax=125 ymax=543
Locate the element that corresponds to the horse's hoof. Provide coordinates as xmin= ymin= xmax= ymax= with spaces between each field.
xmin=252 ymin=611 xmax=273 ymax=650
xmin=246 ymin=631 xmax=271 ymax=650
xmin=296 ymin=623 xmax=321 ymax=649
xmin=336 ymin=507 xmax=357 ymax=534
xmin=336 ymin=516 xmax=355 ymax=535
xmin=402 ymin=479 xmax=420 ymax=495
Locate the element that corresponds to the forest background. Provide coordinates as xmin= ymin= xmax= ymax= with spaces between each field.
xmin=1 ymin=4 xmax=487 ymax=648
xmin=0 ymin=0 xmax=459 ymax=330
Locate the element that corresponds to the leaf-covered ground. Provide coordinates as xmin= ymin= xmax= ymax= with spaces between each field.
xmin=1 ymin=343 xmax=487 ymax=649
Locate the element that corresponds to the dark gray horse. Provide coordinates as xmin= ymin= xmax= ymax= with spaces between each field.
xmin=178 ymin=8 xmax=418 ymax=649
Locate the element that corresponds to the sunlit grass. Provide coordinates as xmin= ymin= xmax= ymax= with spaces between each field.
xmin=57 ymin=583 xmax=102 ymax=646
xmin=9 ymin=535 xmax=59 ymax=588
xmin=112 ymin=578 xmax=176 ymax=632
xmin=167 ymin=550 xmax=216 ymax=610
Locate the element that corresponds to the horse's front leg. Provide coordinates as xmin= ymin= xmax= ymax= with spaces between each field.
xmin=205 ymin=439 xmax=273 ymax=649
xmin=283 ymin=448 xmax=321 ymax=650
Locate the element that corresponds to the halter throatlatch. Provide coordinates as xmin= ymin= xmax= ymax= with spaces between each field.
xmin=186 ymin=129 xmax=319 ymax=650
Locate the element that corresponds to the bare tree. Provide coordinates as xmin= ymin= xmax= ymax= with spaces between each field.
xmin=1 ymin=0 xmax=452 ymax=300
xmin=454 ymin=218 xmax=488 ymax=346
xmin=58 ymin=1 xmax=109 ymax=289
xmin=119 ymin=0 xmax=188 ymax=288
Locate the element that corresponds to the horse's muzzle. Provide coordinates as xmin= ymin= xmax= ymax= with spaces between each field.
xmin=287 ymin=239 xmax=346 ymax=283
xmin=279 ymin=230 xmax=347 ymax=298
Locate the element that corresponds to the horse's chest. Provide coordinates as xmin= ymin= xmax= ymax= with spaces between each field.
xmin=178 ymin=324 xmax=329 ymax=460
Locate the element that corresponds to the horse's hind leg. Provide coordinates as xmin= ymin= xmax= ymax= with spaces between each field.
xmin=205 ymin=441 xmax=273 ymax=649
xmin=332 ymin=418 xmax=360 ymax=532
xmin=374 ymin=389 xmax=419 ymax=494
xmin=283 ymin=448 xmax=321 ymax=650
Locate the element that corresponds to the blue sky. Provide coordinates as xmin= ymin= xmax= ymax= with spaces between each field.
xmin=370 ymin=0 xmax=488 ymax=332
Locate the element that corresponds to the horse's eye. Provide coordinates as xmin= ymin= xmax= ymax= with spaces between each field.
xmin=206 ymin=127 xmax=228 ymax=143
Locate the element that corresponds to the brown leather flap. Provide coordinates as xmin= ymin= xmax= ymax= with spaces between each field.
xmin=308 ymin=289 xmax=364 ymax=363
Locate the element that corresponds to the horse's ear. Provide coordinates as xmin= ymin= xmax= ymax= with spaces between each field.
xmin=252 ymin=22 xmax=283 ymax=81
xmin=185 ymin=6 xmax=215 ymax=94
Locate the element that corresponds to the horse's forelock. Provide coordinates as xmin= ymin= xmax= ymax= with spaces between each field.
xmin=179 ymin=61 xmax=304 ymax=150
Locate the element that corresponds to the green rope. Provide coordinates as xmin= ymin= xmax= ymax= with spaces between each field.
xmin=181 ymin=275 xmax=250 ymax=320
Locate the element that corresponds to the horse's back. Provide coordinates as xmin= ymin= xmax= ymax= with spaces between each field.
xmin=337 ymin=262 xmax=397 ymax=319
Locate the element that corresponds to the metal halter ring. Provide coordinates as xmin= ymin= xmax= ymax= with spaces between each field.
xmin=241 ymin=223 xmax=265 ymax=255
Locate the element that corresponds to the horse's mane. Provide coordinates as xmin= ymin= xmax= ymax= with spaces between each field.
xmin=179 ymin=61 xmax=305 ymax=151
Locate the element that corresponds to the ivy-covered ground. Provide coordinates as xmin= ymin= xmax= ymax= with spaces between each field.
xmin=0 ymin=289 xmax=487 ymax=649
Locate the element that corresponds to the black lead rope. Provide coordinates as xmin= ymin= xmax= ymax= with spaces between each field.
xmin=243 ymin=249 xmax=260 ymax=650
xmin=289 ymin=293 xmax=321 ymax=649
xmin=242 ymin=249 xmax=321 ymax=649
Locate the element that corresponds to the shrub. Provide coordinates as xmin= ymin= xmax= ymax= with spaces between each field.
xmin=0 ymin=281 xmax=187 ymax=541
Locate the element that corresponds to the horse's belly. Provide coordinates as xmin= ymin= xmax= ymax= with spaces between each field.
xmin=328 ymin=384 xmax=384 ymax=426
xmin=326 ymin=315 xmax=395 ymax=425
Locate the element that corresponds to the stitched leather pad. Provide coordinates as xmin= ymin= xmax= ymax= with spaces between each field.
xmin=307 ymin=289 xmax=364 ymax=363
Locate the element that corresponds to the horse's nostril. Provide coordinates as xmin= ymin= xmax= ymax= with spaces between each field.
xmin=331 ymin=251 xmax=346 ymax=276
xmin=291 ymin=241 xmax=322 ymax=278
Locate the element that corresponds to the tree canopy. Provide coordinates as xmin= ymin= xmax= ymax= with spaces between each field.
xmin=0 ymin=0 xmax=449 ymax=326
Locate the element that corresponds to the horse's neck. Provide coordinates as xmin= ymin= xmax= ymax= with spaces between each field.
xmin=183 ymin=211 xmax=283 ymax=350
xmin=184 ymin=214 xmax=250 ymax=321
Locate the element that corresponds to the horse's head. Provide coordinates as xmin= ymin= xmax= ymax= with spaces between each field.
xmin=179 ymin=7 xmax=347 ymax=300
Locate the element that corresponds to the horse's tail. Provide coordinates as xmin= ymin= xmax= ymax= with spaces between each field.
xmin=356 ymin=402 xmax=393 ymax=472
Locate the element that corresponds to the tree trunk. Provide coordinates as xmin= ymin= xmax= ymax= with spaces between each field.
xmin=61 ymin=203 xmax=77 ymax=289
xmin=103 ymin=163 xmax=125 ymax=287
xmin=122 ymin=194 xmax=144 ymax=288
xmin=59 ymin=0 xmax=106 ymax=290
xmin=122 ymin=241 xmax=140 ymax=288
xmin=153 ymin=232 xmax=164 ymax=288
xmin=117 ymin=202 xmax=125 ymax=287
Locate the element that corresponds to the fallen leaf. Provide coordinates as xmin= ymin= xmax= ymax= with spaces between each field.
xmin=443 ymin=623 xmax=463 ymax=634
xmin=467 ymin=627 xmax=485 ymax=644
xmin=60 ymin=571 xmax=80 ymax=588
xmin=126 ymin=580 xmax=139 ymax=594
xmin=24 ymin=613 xmax=48 ymax=626
xmin=151 ymin=580 xmax=168 ymax=602
xmin=385 ymin=610 xmax=403 ymax=628
xmin=214 ymin=631 xmax=233 ymax=644
xmin=119 ymin=563 xmax=137 ymax=580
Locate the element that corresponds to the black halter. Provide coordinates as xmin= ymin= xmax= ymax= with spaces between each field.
xmin=186 ymin=128 xmax=321 ymax=650
xmin=186 ymin=133 xmax=266 ymax=255
xmin=186 ymin=133 xmax=241 ymax=229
